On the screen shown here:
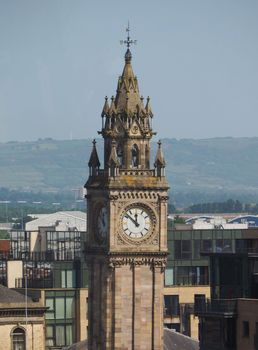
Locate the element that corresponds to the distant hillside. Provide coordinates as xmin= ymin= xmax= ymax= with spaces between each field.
xmin=1 ymin=137 xmax=258 ymax=206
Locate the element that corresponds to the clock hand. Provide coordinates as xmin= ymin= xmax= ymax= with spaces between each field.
xmin=134 ymin=213 xmax=138 ymax=225
xmin=125 ymin=214 xmax=139 ymax=227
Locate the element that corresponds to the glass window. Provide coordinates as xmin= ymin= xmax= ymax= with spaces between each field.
xmin=223 ymin=239 xmax=232 ymax=252
xmin=56 ymin=326 xmax=65 ymax=346
xmin=56 ymin=298 xmax=65 ymax=319
xmin=164 ymin=295 xmax=180 ymax=316
xmin=174 ymin=241 xmax=181 ymax=259
xmin=46 ymin=326 xmax=54 ymax=347
xmin=46 ymin=298 xmax=54 ymax=319
xmin=216 ymin=239 xmax=232 ymax=252
xmin=193 ymin=240 xmax=201 ymax=259
xmin=46 ymin=326 xmax=53 ymax=338
xmin=12 ymin=327 xmax=25 ymax=350
xmin=61 ymin=270 xmax=76 ymax=288
xmin=61 ymin=271 xmax=66 ymax=288
xmin=66 ymin=297 xmax=75 ymax=318
xmin=66 ymin=270 xmax=74 ymax=288
xmin=176 ymin=266 xmax=189 ymax=285
xmin=181 ymin=240 xmax=191 ymax=259
xmin=66 ymin=325 xmax=73 ymax=345
xmin=243 ymin=321 xmax=249 ymax=337
xmin=174 ymin=240 xmax=191 ymax=259
xmin=165 ymin=268 xmax=174 ymax=286
xmin=202 ymin=239 xmax=212 ymax=252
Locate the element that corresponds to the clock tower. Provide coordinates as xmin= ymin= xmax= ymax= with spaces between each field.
xmin=85 ymin=28 xmax=169 ymax=350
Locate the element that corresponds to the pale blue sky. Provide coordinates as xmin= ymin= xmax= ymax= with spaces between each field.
xmin=0 ymin=0 xmax=258 ymax=142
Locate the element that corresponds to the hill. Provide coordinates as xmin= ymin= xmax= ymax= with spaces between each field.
xmin=1 ymin=137 xmax=258 ymax=206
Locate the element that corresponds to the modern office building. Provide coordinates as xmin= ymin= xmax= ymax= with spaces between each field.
xmin=195 ymin=227 xmax=258 ymax=350
xmin=0 ymin=211 xmax=88 ymax=349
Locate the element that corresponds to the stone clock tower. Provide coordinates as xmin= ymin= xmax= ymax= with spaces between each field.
xmin=85 ymin=28 xmax=169 ymax=350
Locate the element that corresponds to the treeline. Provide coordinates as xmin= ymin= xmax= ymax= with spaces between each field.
xmin=0 ymin=187 xmax=85 ymax=223
xmin=0 ymin=187 xmax=75 ymax=203
xmin=185 ymin=199 xmax=258 ymax=214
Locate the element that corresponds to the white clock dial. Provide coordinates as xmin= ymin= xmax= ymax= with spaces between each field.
xmin=122 ymin=207 xmax=151 ymax=239
xmin=97 ymin=206 xmax=108 ymax=239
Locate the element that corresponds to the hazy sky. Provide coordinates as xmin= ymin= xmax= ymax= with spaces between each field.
xmin=0 ymin=0 xmax=258 ymax=142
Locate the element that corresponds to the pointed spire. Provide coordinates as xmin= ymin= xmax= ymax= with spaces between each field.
xmin=145 ymin=96 xmax=153 ymax=117
xmin=154 ymin=140 xmax=166 ymax=168
xmin=115 ymin=24 xmax=142 ymax=115
xmin=109 ymin=95 xmax=116 ymax=115
xmin=101 ymin=96 xmax=110 ymax=117
xmin=88 ymin=139 xmax=100 ymax=168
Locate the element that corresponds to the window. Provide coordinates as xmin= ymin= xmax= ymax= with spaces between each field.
xmin=194 ymin=294 xmax=206 ymax=313
xmin=193 ymin=240 xmax=200 ymax=259
xmin=46 ymin=231 xmax=81 ymax=261
xmin=165 ymin=267 xmax=174 ymax=286
xmin=45 ymin=291 xmax=76 ymax=347
xmin=10 ymin=231 xmax=30 ymax=259
xmin=25 ymin=262 xmax=52 ymax=289
xmin=46 ymin=326 xmax=54 ymax=347
xmin=61 ymin=270 xmax=76 ymax=288
xmin=215 ymin=239 xmax=232 ymax=253
xmin=175 ymin=266 xmax=209 ymax=286
xmin=11 ymin=327 xmax=26 ymax=350
xmin=174 ymin=240 xmax=191 ymax=259
xmin=56 ymin=326 xmax=65 ymax=346
xmin=0 ymin=261 xmax=7 ymax=286
xmin=243 ymin=321 xmax=249 ymax=337
xmin=202 ymin=239 xmax=212 ymax=253
xmin=164 ymin=295 xmax=180 ymax=316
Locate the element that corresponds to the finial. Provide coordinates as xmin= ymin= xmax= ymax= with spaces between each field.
xmin=120 ymin=22 xmax=137 ymax=63
xmin=120 ymin=22 xmax=137 ymax=49
xmin=158 ymin=139 xmax=162 ymax=148
xmin=93 ymin=139 xmax=96 ymax=146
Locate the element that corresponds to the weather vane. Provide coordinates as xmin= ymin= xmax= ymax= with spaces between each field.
xmin=120 ymin=22 xmax=137 ymax=49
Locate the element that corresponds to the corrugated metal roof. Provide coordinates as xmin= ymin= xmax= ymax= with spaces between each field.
xmin=26 ymin=211 xmax=86 ymax=231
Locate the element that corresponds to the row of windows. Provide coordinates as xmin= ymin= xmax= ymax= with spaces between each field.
xmin=165 ymin=266 xmax=209 ymax=286
xmin=171 ymin=238 xmax=233 ymax=260
xmin=164 ymin=294 xmax=206 ymax=317
xmin=168 ymin=229 xmax=243 ymax=241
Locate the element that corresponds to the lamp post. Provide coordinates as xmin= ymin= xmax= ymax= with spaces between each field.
xmin=21 ymin=251 xmax=28 ymax=350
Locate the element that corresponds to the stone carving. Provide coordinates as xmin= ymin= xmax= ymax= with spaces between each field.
xmin=107 ymin=254 xmax=167 ymax=269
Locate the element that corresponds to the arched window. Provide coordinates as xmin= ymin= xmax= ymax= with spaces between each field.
xmin=131 ymin=144 xmax=139 ymax=167
xmin=11 ymin=327 xmax=26 ymax=350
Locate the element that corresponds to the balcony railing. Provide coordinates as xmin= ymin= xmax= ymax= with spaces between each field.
xmin=15 ymin=277 xmax=53 ymax=289
xmin=194 ymin=299 xmax=237 ymax=316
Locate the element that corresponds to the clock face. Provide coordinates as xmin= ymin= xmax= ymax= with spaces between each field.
xmin=97 ymin=206 xmax=108 ymax=239
xmin=122 ymin=206 xmax=151 ymax=239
